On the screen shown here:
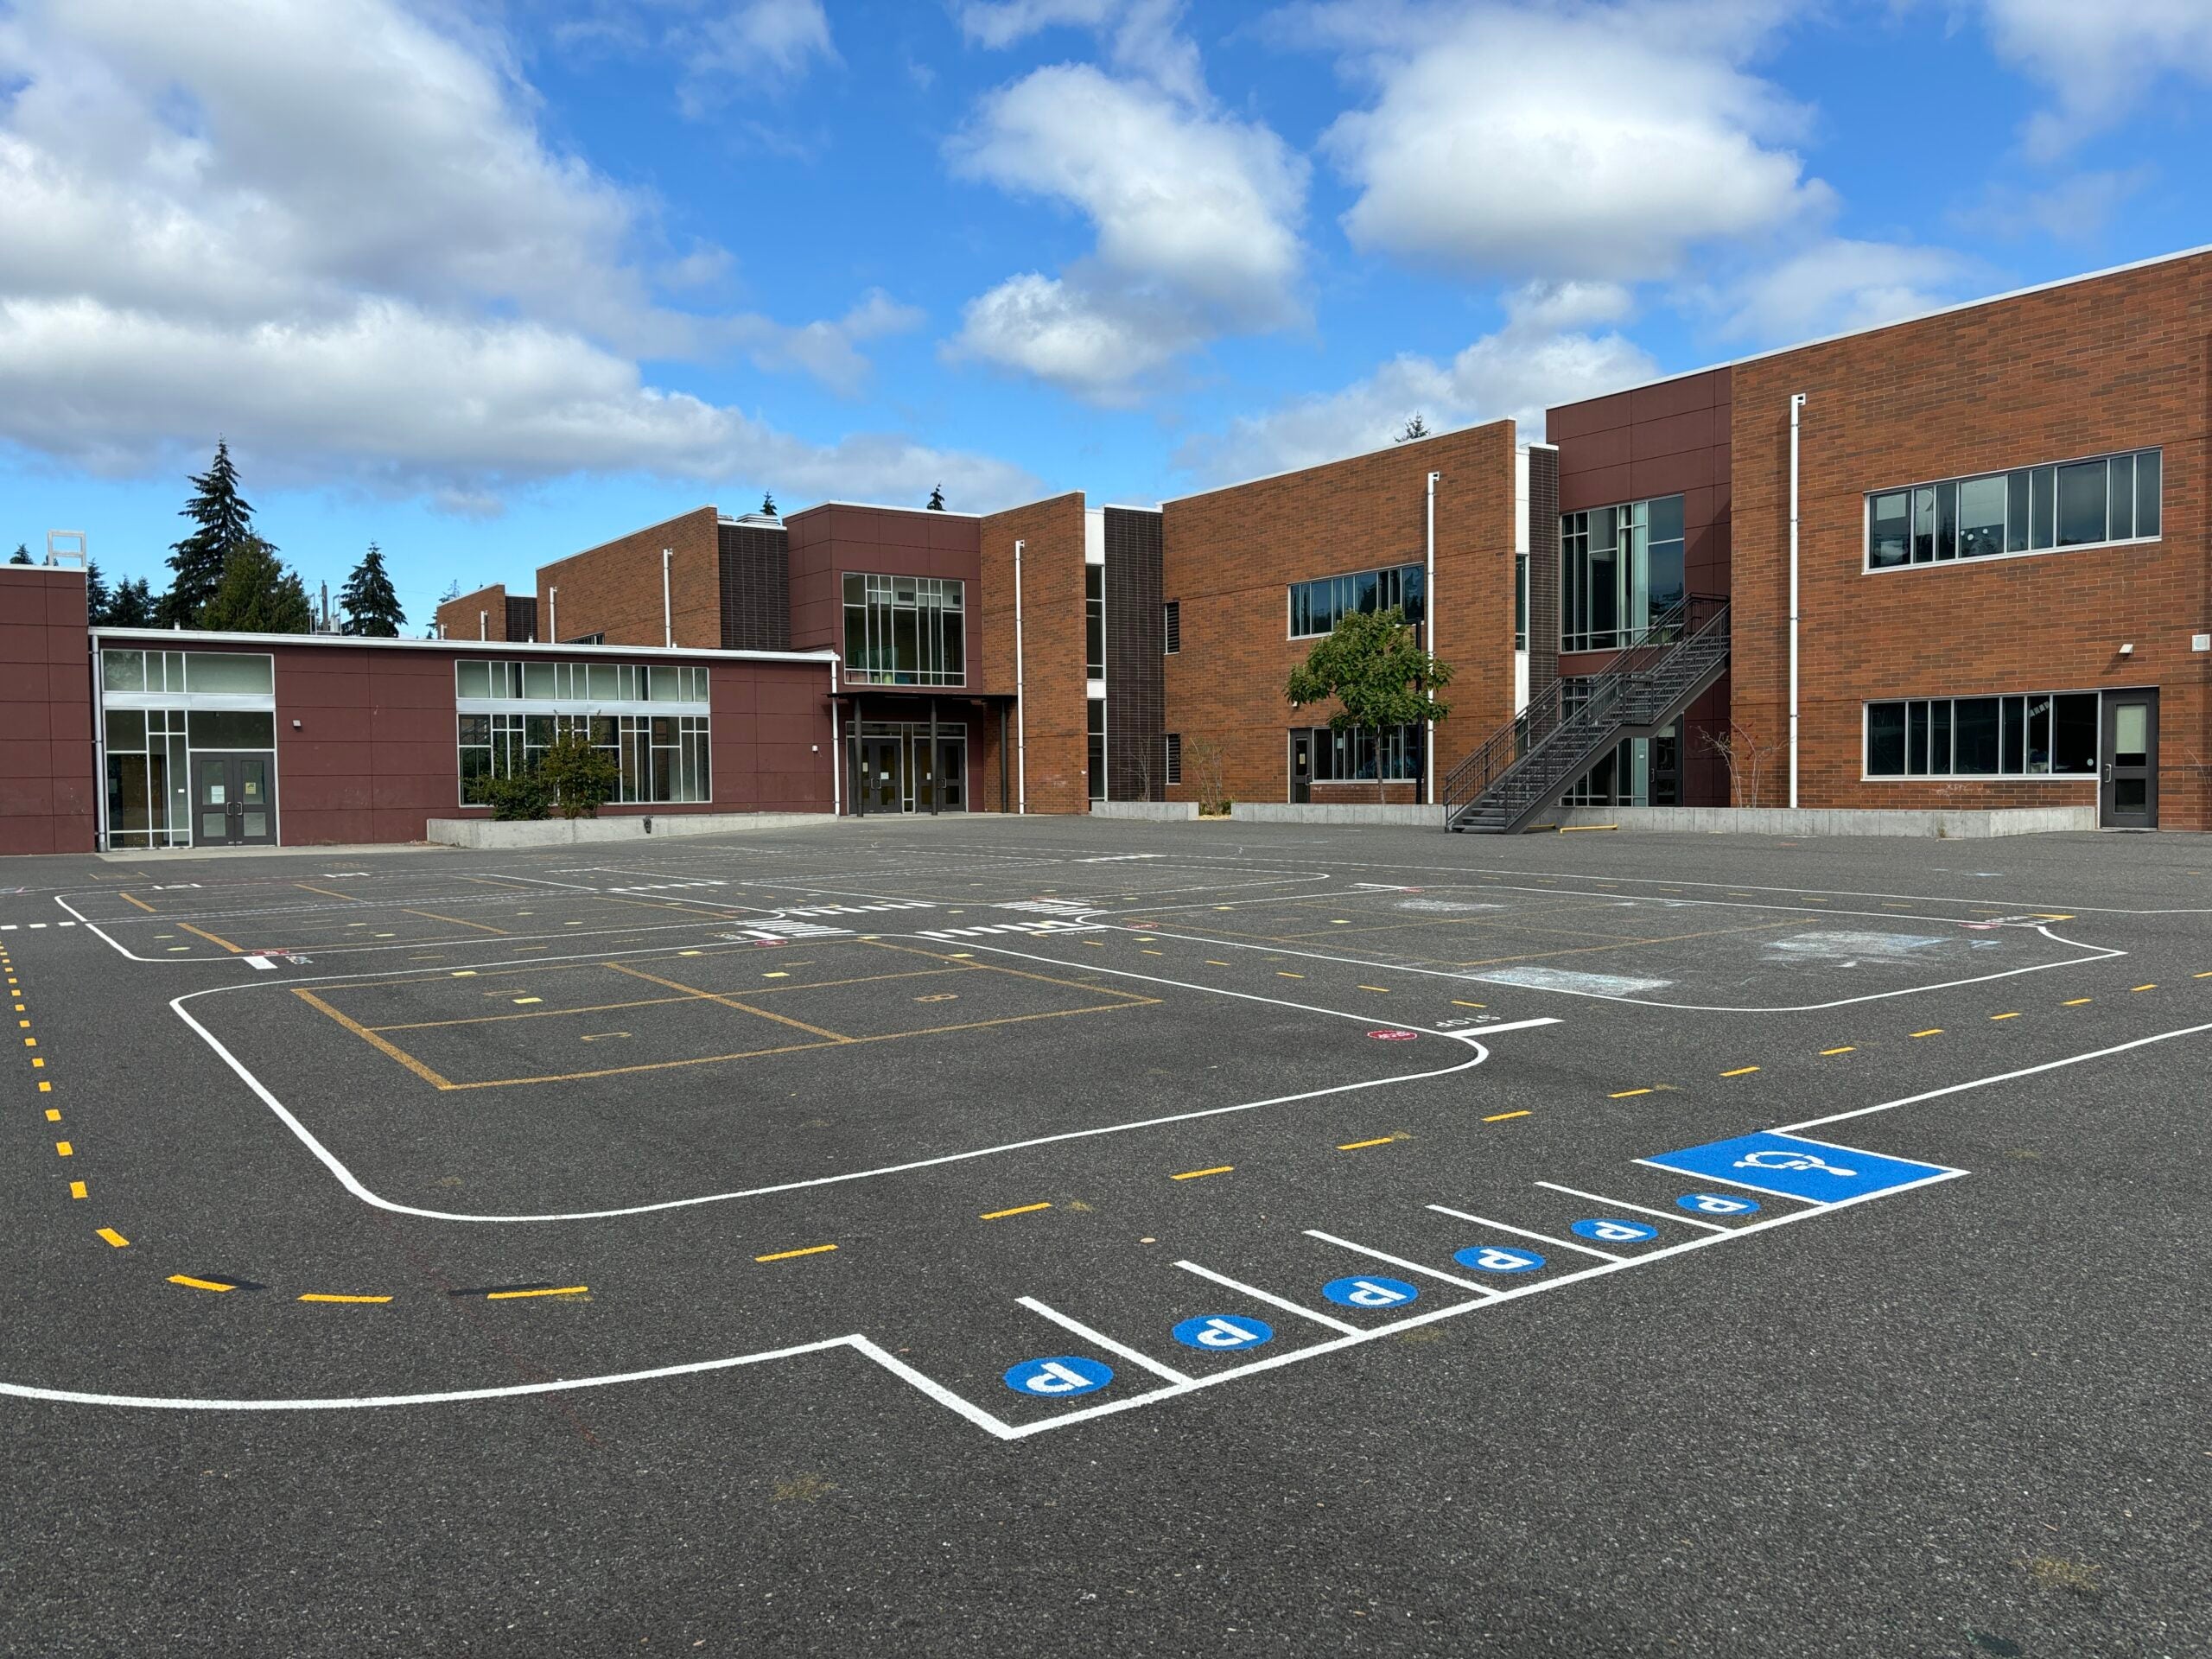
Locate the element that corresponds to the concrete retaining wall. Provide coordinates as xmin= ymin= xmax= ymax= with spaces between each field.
xmin=425 ymin=810 xmax=833 ymax=849
xmin=1233 ymin=803 xmax=1449 ymax=827
xmin=1546 ymin=805 xmax=2098 ymax=837
xmin=1089 ymin=801 xmax=1199 ymax=822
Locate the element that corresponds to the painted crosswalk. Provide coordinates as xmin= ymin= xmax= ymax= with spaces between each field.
xmin=917 ymin=920 xmax=1106 ymax=941
xmin=779 ymin=901 xmax=936 ymax=918
xmin=607 ymin=879 xmax=730 ymax=895
xmin=993 ymin=899 xmax=1095 ymax=916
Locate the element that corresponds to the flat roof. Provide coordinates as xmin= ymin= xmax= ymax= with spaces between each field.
xmin=786 ymin=500 xmax=985 ymax=519
xmin=1160 ymin=417 xmax=1519 ymax=508
xmin=1551 ymin=241 xmax=2212 ymax=414
xmin=90 ymin=626 xmax=836 ymax=665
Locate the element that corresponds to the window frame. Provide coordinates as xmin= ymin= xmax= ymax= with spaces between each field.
xmin=1861 ymin=691 xmax=2101 ymax=781
xmin=1286 ymin=563 xmax=1426 ymax=641
xmin=1863 ymin=448 xmax=2162 ymax=575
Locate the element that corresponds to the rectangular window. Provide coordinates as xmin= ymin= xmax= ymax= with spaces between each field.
xmin=1287 ymin=562 xmax=1425 ymax=639
xmin=1087 ymin=697 xmax=1105 ymax=802
xmin=1163 ymin=600 xmax=1179 ymax=655
xmin=841 ymin=573 xmax=967 ymax=686
xmin=1514 ymin=553 xmax=1529 ymax=648
xmin=1164 ymin=733 xmax=1182 ymax=785
xmin=1866 ymin=693 xmax=2097 ymax=778
xmin=1559 ymin=494 xmax=1684 ymax=652
xmin=1294 ymin=724 xmax=1424 ymax=782
xmin=1869 ymin=449 xmax=2158 ymax=569
xmin=1085 ymin=565 xmax=1104 ymax=679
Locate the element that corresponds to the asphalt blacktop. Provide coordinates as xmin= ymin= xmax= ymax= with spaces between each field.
xmin=3 ymin=817 xmax=2208 ymax=1656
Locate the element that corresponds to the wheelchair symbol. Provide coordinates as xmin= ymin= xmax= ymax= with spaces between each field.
xmin=1734 ymin=1148 xmax=1857 ymax=1178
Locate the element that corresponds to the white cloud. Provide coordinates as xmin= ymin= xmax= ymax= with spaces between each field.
xmin=1955 ymin=168 xmax=2155 ymax=244
xmin=1174 ymin=283 xmax=1657 ymax=484
xmin=675 ymin=0 xmax=839 ymax=114
xmin=1707 ymin=238 xmax=1971 ymax=344
xmin=0 ymin=0 xmax=1015 ymax=509
xmin=956 ymin=0 xmax=1205 ymax=103
xmin=1975 ymin=0 xmax=2212 ymax=157
xmin=946 ymin=62 xmax=1307 ymax=399
xmin=1313 ymin=1 xmax=1827 ymax=283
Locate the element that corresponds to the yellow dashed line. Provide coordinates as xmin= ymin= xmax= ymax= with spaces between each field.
xmin=1277 ymin=971 xmax=1304 ymax=979
xmin=299 ymin=1293 xmax=391 ymax=1304
xmin=2195 ymin=971 xmax=2212 ymax=979
xmin=96 ymin=1228 xmax=130 ymax=1248
xmin=1451 ymin=1000 xmax=1486 ymax=1009
xmin=1171 ymin=1165 xmax=1233 ymax=1180
xmin=1720 ymin=1065 xmax=1759 ymax=1077
xmin=168 ymin=1274 xmax=235 ymax=1293
xmin=2132 ymin=984 xmax=2157 ymax=993
xmin=44 ymin=1108 xmax=60 ymax=1122
xmin=756 ymin=1243 xmax=838 ymax=1262
xmin=1912 ymin=1028 xmax=1943 ymax=1038
xmin=981 ymin=1202 xmax=1052 ymax=1220
xmin=1205 ymin=960 xmax=1230 ymax=967
xmin=2063 ymin=997 xmax=2092 ymax=1007
xmin=54 ymin=1141 xmax=72 ymax=1157
xmin=1821 ymin=1046 xmax=1855 ymax=1056
xmin=1990 ymin=1012 xmax=2021 ymax=1021
xmin=68 ymin=1181 xmax=86 ymax=1199
xmin=1610 ymin=1088 xmax=1653 ymax=1098
xmin=1483 ymin=1110 xmax=1531 ymax=1122
xmin=486 ymin=1285 xmax=588 ymax=1300
xmin=1338 ymin=1136 xmax=1395 ymax=1150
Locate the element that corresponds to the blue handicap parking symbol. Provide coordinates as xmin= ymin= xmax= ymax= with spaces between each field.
xmin=1321 ymin=1275 xmax=1421 ymax=1309
xmin=1642 ymin=1130 xmax=1953 ymax=1204
xmin=1571 ymin=1217 xmax=1659 ymax=1243
xmin=1678 ymin=1192 xmax=1760 ymax=1217
xmin=1173 ymin=1314 xmax=1274 ymax=1351
xmin=1002 ymin=1355 xmax=1114 ymax=1398
xmin=1453 ymin=1245 xmax=1544 ymax=1274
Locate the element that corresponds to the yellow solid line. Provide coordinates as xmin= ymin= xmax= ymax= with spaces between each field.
xmin=168 ymin=1274 xmax=234 ymax=1293
xmin=1720 ymin=1065 xmax=1759 ymax=1077
xmin=299 ymin=1293 xmax=392 ymax=1304
xmin=119 ymin=893 xmax=156 ymax=912
xmin=1484 ymin=1110 xmax=1532 ymax=1122
xmin=1559 ymin=823 xmax=1618 ymax=833
xmin=1990 ymin=1012 xmax=2021 ymax=1020
xmin=2132 ymin=984 xmax=2157 ymax=993
xmin=2195 ymin=971 xmax=2212 ymax=979
xmin=2063 ymin=997 xmax=2092 ymax=1006
xmin=68 ymin=1180 xmax=86 ymax=1199
xmin=1357 ymin=985 xmax=1389 ymax=993
xmin=97 ymin=1228 xmax=130 ymax=1248
xmin=291 ymin=988 xmax=458 ymax=1090
xmin=1338 ymin=1136 xmax=1395 ymax=1150
xmin=981 ymin=1202 xmax=1052 ymax=1220
xmin=1205 ymin=960 xmax=1230 ymax=967
xmin=486 ymin=1285 xmax=588 ymax=1300
xmin=1451 ymin=1001 xmax=1487 ymax=1009
xmin=1821 ymin=1046 xmax=1855 ymax=1056
xmin=1277 ymin=971 xmax=1304 ymax=979
xmin=1912 ymin=1028 xmax=1944 ymax=1038
xmin=177 ymin=922 xmax=245 ymax=954
xmin=1609 ymin=1088 xmax=1653 ymax=1098
xmin=1171 ymin=1165 xmax=1233 ymax=1180
xmin=755 ymin=1243 xmax=838 ymax=1262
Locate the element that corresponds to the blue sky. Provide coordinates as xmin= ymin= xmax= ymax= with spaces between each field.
xmin=1 ymin=0 xmax=2206 ymax=629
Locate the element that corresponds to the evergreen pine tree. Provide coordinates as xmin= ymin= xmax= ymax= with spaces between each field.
xmin=84 ymin=559 xmax=112 ymax=622
xmin=339 ymin=542 xmax=406 ymax=637
xmin=926 ymin=484 xmax=946 ymax=511
xmin=162 ymin=440 xmax=257 ymax=626
xmin=760 ymin=492 xmax=778 ymax=517
xmin=1393 ymin=414 xmax=1429 ymax=443
xmin=7 ymin=544 xmax=29 ymax=565
xmin=198 ymin=537 xmax=313 ymax=633
xmin=106 ymin=578 xmax=156 ymax=628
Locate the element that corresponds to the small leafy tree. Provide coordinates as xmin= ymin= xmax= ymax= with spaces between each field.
xmin=1286 ymin=607 xmax=1453 ymax=804
xmin=1394 ymin=414 xmax=1429 ymax=443
xmin=163 ymin=439 xmax=257 ymax=625
xmin=926 ymin=483 xmax=946 ymax=511
xmin=538 ymin=732 xmax=620 ymax=819
xmin=199 ymin=536 xmax=313 ymax=632
xmin=1185 ymin=735 xmax=1229 ymax=816
xmin=340 ymin=542 xmax=406 ymax=637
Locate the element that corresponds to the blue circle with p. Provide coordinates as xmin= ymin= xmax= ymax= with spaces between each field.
xmin=1679 ymin=1192 xmax=1760 ymax=1216
xmin=1173 ymin=1314 xmax=1274 ymax=1351
xmin=1571 ymin=1218 xmax=1659 ymax=1243
xmin=1002 ymin=1355 xmax=1114 ymax=1397
xmin=1321 ymin=1274 xmax=1420 ymax=1309
xmin=1453 ymin=1244 xmax=1544 ymax=1274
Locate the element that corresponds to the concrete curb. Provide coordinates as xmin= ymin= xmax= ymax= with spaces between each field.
xmin=424 ymin=811 xmax=835 ymax=849
xmin=1089 ymin=801 xmax=1199 ymax=822
xmin=1232 ymin=803 xmax=1448 ymax=826
xmin=1547 ymin=805 xmax=2099 ymax=837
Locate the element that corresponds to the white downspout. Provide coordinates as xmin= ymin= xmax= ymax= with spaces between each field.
xmin=828 ymin=656 xmax=841 ymax=818
xmin=478 ymin=609 xmax=486 ymax=641
xmin=1425 ymin=469 xmax=1439 ymax=805
xmin=548 ymin=586 xmax=557 ymax=645
xmin=1013 ymin=537 xmax=1028 ymax=814
xmin=1789 ymin=394 xmax=1806 ymax=810
xmin=661 ymin=548 xmax=673 ymax=648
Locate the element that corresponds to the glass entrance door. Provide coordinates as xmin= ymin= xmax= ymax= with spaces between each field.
xmin=860 ymin=737 xmax=903 ymax=814
xmin=192 ymin=753 xmax=276 ymax=846
xmin=2100 ymin=690 xmax=2158 ymax=829
xmin=1289 ymin=733 xmax=1313 ymax=803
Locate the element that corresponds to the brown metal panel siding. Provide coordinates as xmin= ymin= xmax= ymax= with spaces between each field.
xmin=1527 ymin=447 xmax=1560 ymax=699
xmin=718 ymin=522 xmax=791 ymax=652
xmin=1104 ymin=507 xmax=1164 ymax=800
xmin=504 ymin=595 xmax=538 ymax=641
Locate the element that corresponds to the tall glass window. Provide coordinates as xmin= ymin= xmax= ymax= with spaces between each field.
xmin=1560 ymin=494 xmax=1686 ymax=652
xmin=1087 ymin=698 xmax=1106 ymax=801
xmin=841 ymin=574 xmax=966 ymax=686
xmin=99 ymin=650 xmax=276 ymax=849
xmin=1291 ymin=724 xmax=1424 ymax=782
xmin=1287 ymin=563 xmax=1425 ymax=639
xmin=1085 ymin=565 xmax=1104 ymax=678
xmin=1866 ymin=449 xmax=2159 ymax=569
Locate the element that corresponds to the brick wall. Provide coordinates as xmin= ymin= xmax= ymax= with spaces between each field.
xmin=979 ymin=494 xmax=1088 ymax=812
xmin=1160 ymin=423 xmax=1520 ymax=807
xmin=1729 ymin=251 xmax=2210 ymax=826
xmin=0 ymin=568 xmax=95 ymax=855
xmin=435 ymin=583 xmax=512 ymax=643
xmin=536 ymin=506 xmax=721 ymax=648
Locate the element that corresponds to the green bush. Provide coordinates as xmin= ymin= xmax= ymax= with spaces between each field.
xmin=539 ymin=733 xmax=620 ymax=819
xmin=468 ymin=770 xmax=549 ymax=821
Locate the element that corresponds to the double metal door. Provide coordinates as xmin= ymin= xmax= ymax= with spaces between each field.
xmin=192 ymin=752 xmax=276 ymax=846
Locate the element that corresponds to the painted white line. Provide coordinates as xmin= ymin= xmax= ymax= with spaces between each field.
xmin=168 ymin=987 xmax=1492 ymax=1223
xmin=1016 ymin=1297 xmax=1193 ymax=1384
xmin=245 ymin=957 xmax=276 ymax=972
xmin=1301 ymin=1230 xmax=1502 ymax=1295
xmin=1423 ymin=1205 xmax=1625 ymax=1261
xmin=1775 ymin=1021 xmax=2212 ymax=1133
xmin=1466 ymin=1017 xmax=1563 ymax=1036
xmin=1173 ymin=1261 xmax=1359 ymax=1334
xmin=1532 ymin=1181 xmax=1729 ymax=1234
xmin=1630 ymin=1163 xmax=1830 ymax=1204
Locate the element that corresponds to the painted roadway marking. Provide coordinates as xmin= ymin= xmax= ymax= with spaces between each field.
xmin=1640 ymin=1131 xmax=1958 ymax=1205
xmin=1173 ymin=1315 xmax=1274 ymax=1351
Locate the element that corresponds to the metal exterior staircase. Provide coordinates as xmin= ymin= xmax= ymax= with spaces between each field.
xmin=1442 ymin=595 xmax=1731 ymax=834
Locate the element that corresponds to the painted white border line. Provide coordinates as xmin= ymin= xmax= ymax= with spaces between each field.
xmin=1425 ymin=1205 xmax=1625 ymax=1261
xmin=1302 ymin=1230 xmax=1503 ymax=1296
xmin=1017 ymin=1297 xmax=1192 ymax=1384
xmin=1174 ymin=1261 xmax=1358 ymax=1335
xmin=1531 ymin=1182 xmax=1731 ymax=1235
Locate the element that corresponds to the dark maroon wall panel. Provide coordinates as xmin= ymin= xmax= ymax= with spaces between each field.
xmin=0 ymin=569 xmax=95 ymax=855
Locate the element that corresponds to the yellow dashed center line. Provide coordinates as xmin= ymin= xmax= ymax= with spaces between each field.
xmin=1720 ymin=1065 xmax=1759 ymax=1077
xmin=68 ymin=1181 xmax=86 ymax=1200
xmin=1821 ymin=1046 xmax=1855 ymax=1056
xmin=1912 ymin=1028 xmax=1943 ymax=1038
xmin=1338 ymin=1136 xmax=1395 ymax=1150
xmin=96 ymin=1228 xmax=130 ymax=1248
xmin=299 ymin=1293 xmax=391 ymax=1304
xmin=1484 ymin=1109 xmax=1531 ymax=1122
xmin=1171 ymin=1165 xmax=1233 ymax=1180
xmin=1277 ymin=971 xmax=1304 ymax=979
xmin=981 ymin=1202 xmax=1052 ymax=1220
xmin=1990 ymin=1011 xmax=2022 ymax=1020
xmin=1205 ymin=960 xmax=1230 ymax=967
xmin=2063 ymin=997 xmax=2093 ymax=1007
xmin=1358 ymin=985 xmax=1389 ymax=993
xmin=756 ymin=1243 xmax=838 ymax=1262
xmin=486 ymin=1285 xmax=588 ymax=1300
xmin=2132 ymin=983 xmax=2157 ymax=993
xmin=54 ymin=1141 xmax=72 ymax=1157
xmin=1609 ymin=1088 xmax=1653 ymax=1098
xmin=1451 ymin=1000 xmax=1486 ymax=1009
xmin=168 ymin=1274 xmax=235 ymax=1293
